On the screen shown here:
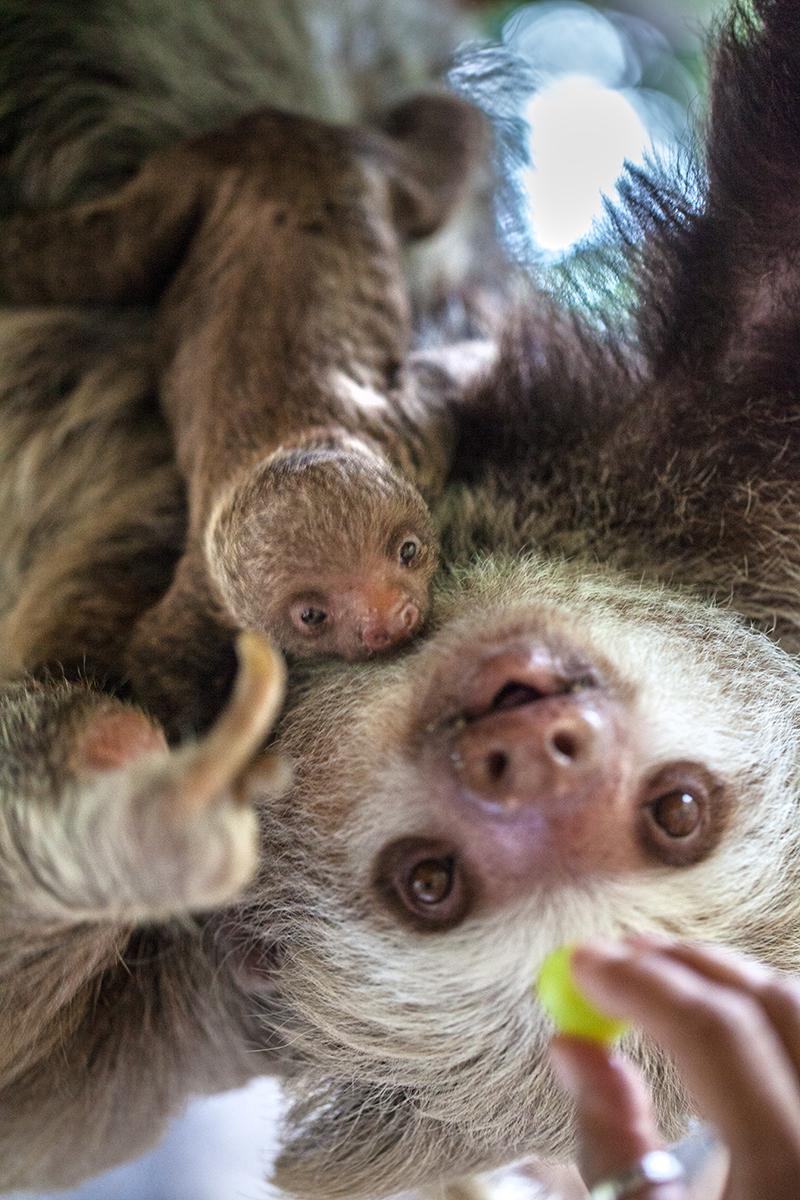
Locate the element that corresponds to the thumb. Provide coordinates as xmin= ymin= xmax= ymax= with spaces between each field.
xmin=549 ymin=1036 xmax=685 ymax=1198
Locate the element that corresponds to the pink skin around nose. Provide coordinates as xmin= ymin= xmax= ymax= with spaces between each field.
xmin=361 ymin=598 xmax=420 ymax=653
xmin=422 ymin=641 xmax=636 ymax=908
xmin=450 ymin=692 xmax=617 ymax=813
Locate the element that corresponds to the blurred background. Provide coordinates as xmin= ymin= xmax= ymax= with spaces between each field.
xmin=7 ymin=2 xmax=722 ymax=1198
xmin=472 ymin=0 xmax=722 ymax=264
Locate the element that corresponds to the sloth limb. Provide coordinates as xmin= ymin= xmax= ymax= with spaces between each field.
xmin=0 ymin=634 xmax=287 ymax=1141
xmin=4 ymin=3 xmax=800 ymax=1200
xmin=0 ymin=98 xmax=489 ymax=731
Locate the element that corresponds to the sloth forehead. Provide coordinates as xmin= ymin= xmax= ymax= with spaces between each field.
xmin=282 ymin=552 xmax=800 ymax=760
xmin=275 ymin=552 xmax=800 ymax=889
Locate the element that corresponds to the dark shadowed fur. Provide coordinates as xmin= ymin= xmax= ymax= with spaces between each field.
xmin=2 ymin=3 xmax=800 ymax=1200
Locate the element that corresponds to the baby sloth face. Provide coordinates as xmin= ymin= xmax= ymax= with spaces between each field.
xmin=286 ymin=528 xmax=431 ymax=658
xmin=208 ymin=444 xmax=438 ymax=660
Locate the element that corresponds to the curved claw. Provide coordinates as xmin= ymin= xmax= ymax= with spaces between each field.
xmin=181 ymin=631 xmax=287 ymax=809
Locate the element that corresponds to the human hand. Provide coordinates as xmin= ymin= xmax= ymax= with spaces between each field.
xmin=548 ymin=937 xmax=800 ymax=1199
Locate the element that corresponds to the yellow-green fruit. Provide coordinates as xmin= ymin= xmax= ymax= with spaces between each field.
xmin=536 ymin=944 xmax=628 ymax=1043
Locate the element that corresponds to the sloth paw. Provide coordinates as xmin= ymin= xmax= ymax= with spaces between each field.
xmin=86 ymin=633 xmax=290 ymax=919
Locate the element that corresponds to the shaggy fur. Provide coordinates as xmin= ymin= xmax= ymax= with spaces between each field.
xmin=0 ymin=93 xmax=486 ymax=731
xmin=0 ymin=8 xmax=490 ymax=735
xmin=2 ymin=2 xmax=800 ymax=1199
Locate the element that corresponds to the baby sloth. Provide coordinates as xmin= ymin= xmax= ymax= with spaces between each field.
xmin=0 ymin=97 xmax=485 ymax=728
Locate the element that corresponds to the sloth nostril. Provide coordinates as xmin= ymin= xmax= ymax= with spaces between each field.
xmin=486 ymin=750 xmax=509 ymax=782
xmin=551 ymin=730 xmax=579 ymax=760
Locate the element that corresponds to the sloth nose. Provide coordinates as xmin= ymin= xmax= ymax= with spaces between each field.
xmin=440 ymin=642 xmax=623 ymax=820
xmin=450 ymin=694 xmax=613 ymax=812
xmin=388 ymin=639 xmax=638 ymax=917
xmin=361 ymin=599 xmax=420 ymax=652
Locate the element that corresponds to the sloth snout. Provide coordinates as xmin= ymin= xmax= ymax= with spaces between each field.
xmin=391 ymin=637 xmax=639 ymax=914
xmin=450 ymin=693 xmax=615 ymax=813
xmin=361 ymin=598 xmax=420 ymax=652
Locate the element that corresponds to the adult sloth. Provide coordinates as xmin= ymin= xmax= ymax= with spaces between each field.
xmin=1 ymin=3 xmax=799 ymax=1199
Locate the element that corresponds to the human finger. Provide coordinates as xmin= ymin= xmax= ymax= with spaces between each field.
xmin=549 ymin=1035 xmax=685 ymax=1199
xmin=571 ymin=941 xmax=800 ymax=1197
xmin=624 ymin=935 xmax=800 ymax=1081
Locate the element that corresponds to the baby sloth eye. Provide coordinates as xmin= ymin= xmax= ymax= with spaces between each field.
xmin=300 ymin=606 xmax=328 ymax=627
xmin=289 ymin=598 xmax=332 ymax=636
xmin=399 ymin=538 xmax=420 ymax=566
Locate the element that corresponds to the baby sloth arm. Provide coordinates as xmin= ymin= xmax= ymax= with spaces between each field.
xmin=123 ymin=97 xmax=487 ymax=730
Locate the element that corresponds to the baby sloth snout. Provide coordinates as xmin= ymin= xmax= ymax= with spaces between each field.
xmin=361 ymin=597 xmax=420 ymax=652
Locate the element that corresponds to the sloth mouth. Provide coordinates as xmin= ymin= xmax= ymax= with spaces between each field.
xmin=486 ymin=680 xmax=546 ymax=713
xmin=425 ymin=646 xmax=600 ymax=742
xmin=460 ymin=652 xmax=598 ymax=725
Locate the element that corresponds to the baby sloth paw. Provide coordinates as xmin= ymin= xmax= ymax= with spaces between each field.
xmin=96 ymin=633 xmax=289 ymax=920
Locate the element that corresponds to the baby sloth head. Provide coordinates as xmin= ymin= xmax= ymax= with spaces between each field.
xmin=207 ymin=444 xmax=437 ymax=660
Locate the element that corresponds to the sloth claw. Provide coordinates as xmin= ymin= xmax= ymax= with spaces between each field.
xmin=119 ymin=632 xmax=290 ymax=917
xmin=177 ymin=631 xmax=288 ymax=814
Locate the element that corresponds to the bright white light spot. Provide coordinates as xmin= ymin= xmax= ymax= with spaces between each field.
xmin=523 ymin=74 xmax=649 ymax=254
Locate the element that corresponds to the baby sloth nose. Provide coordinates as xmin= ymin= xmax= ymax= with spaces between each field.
xmin=361 ymin=598 xmax=420 ymax=652
xmin=447 ymin=647 xmax=622 ymax=816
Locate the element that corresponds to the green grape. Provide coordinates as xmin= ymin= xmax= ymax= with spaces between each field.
xmin=536 ymin=944 xmax=628 ymax=1044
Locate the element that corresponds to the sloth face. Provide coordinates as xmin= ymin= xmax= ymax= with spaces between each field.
xmin=250 ymin=555 xmax=800 ymax=1199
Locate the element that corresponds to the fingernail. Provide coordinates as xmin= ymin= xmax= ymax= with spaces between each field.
xmin=571 ymin=939 xmax=632 ymax=972
xmin=570 ymin=941 xmax=633 ymax=1012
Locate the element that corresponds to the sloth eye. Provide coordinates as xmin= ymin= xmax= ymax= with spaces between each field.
xmin=300 ymin=606 xmax=328 ymax=627
xmin=650 ymin=791 xmax=701 ymax=838
xmin=638 ymin=765 xmax=721 ymax=867
xmin=401 ymin=854 xmax=463 ymax=924
xmin=409 ymin=858 xmax=453 ymax=905
xmin=399 ymin=538 xmax=419 ymax=566
xmin=290 ymin=598 xmax=332 ymax=636
xmin=374 ymin=839 xmax=469 ymax=930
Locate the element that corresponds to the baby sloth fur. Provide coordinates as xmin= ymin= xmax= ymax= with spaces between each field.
xmin=0 ymin=97 xmax=485 ymax=732
xmin=3 ymin=1 xmax=800 ymax=1199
